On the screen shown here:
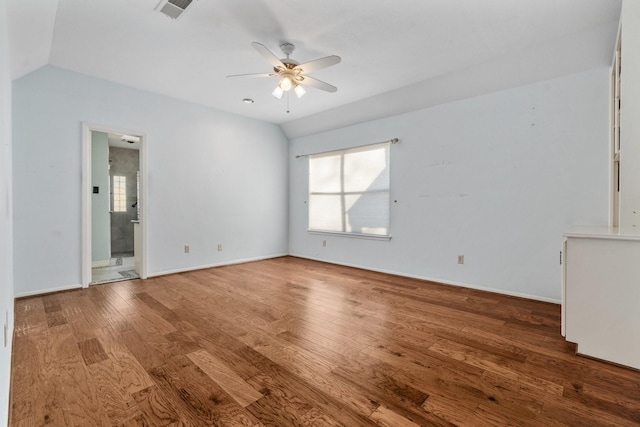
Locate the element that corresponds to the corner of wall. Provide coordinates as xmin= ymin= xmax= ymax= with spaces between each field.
xmin=0 ymin=0 xmax=15 ymax=424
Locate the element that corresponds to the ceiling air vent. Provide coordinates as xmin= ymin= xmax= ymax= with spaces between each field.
xmin=156 ymin=0 xmax=193 ymax=20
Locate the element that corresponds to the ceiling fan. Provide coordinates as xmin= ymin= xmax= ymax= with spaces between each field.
xmin=227 ymin=42 xmax=341 ymax=100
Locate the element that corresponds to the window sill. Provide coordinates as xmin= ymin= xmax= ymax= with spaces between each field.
xmin=307 ymin=230 xmax=392 ymax=241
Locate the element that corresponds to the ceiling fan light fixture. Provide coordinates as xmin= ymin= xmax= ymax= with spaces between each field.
xmin=280 ymin=76 xmax=293 ymax=91
xmin=272 ymin=85 xmax=284 ymax=99
xmin=294 ymin=84 xmax=306 ymax=98
xmin=228 ymin=42 xmax=341 ymax=107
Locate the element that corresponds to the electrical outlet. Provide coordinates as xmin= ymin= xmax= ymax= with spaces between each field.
xmin=184 ymin=245 xmax=190 ymax=253
xmin=217 ymin=244 xmax=223 ymax=251
xmin=322 ymin=240 xmax=327 ymax=247
xmin=457 ymin=255 xmax=464 ymax=264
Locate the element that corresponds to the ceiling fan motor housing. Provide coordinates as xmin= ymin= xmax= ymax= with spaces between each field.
xmin=280 ymin=42 xmax=295 ymax=57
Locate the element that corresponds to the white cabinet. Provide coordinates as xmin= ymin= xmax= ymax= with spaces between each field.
xmin=563 ymin=227 xmax=640 ymax=370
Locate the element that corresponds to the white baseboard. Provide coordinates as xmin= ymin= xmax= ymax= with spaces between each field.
xmin=147 ymin=253 xmax=289 ymax=278
xmin=13 ymin=254 xmax=289 ymax=299
xmin=14 ymin=252 xmax=560 ymax=305
xmin=288 ymin=253 xmax=561 ymax=305
xmin=14 ymin=283 xmax=83 ymax=299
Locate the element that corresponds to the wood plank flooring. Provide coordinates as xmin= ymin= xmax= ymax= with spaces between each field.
xmin=9 ymin=256 xmax=640 ymax=426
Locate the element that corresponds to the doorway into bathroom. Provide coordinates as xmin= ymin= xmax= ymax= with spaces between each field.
xmin=82 ymin=124 xmax=146 ymax=286
xmin=92 ymin=132 xmax=141 ymax=283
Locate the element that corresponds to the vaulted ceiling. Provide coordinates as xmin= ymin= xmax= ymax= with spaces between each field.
xmin=6 ymin=0 xmax=622 ymax=138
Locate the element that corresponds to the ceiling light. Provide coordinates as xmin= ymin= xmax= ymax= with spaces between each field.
xmin=280 ymin=76 xmax=292 ymax=91
xmin=294 ymin=84 xmax=306 ymax=98
xmin=272 ymin=86 xmax=284 ymax=99
xmin=242 ymin=98 xmax=254 ymax=104
xmin=120 ymin=135 xmax=140 ymax=143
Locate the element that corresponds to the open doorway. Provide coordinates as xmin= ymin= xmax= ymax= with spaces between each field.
xmin=82 ymin=123 xmax=147 ymax=287
xmin=91 ymin=132 xmax=140 ymax=283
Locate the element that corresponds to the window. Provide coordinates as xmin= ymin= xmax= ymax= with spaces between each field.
xmin=112 ymin=175 xmax=127 ymax=212
xmin=308 ymin=142 xmax=390 ymax=237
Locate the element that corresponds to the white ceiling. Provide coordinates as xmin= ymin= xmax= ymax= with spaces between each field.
xmin=6 ymin=0 xmax=622 ymax=138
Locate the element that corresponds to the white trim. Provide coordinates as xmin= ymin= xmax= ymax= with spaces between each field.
xmin=92 ymin=259 xmax=111 ymax=268
xmin=308 ymin=230 xmax=391 ymax=241
xmin=13 ymin=253 xmax=561 ymax=305
xmin=147 ymin=253 xmax=289 ymax=278
xmin=81 ymin=124 xmax=92 ymax=287
xmin=564 ymin=226 xmax=640 ymax=241
xmin=288 ymin=253 xmax=561 ymax=304
xmin=14 ymin=284 xmax=83 ymax=299
xmin=561 ymin=238 xmax=567 ymax=337
xmin=11 ymin=254 xmax=288 ymax=299
xmin=82 ymin=122 xmax=148 ymax=288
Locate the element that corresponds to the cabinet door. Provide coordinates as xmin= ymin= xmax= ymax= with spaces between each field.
xmin=564 ymin=237 xmax=640 ymax=370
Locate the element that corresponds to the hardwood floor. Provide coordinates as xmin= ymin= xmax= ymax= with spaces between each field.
xmin=9 ymin=256 xmax=640 ymax=426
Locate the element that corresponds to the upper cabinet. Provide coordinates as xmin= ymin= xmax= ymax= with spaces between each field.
xmin=618 ymin=1 xmax=640 ymax=229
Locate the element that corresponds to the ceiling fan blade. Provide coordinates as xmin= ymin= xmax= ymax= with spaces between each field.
xmin=298 ymin=76 xmax=337 ymax=92
xmin=252 ymin=42 xmax=284 ymax=69
xmin=226 ymin=72 xmax=274 ymax=78
xmin=296 ymin=55 xmax=341 ymax=73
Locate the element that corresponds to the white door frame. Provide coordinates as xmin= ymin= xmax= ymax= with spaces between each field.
xmin=82 ymin=122 xmax=148 ymax=287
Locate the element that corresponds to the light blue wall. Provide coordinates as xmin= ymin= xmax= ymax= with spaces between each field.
xmin=0 ymin=0 xmax=13 ymax=424
xmin=289 ymin=68 xmax=610 ymax=302
xmin=12 ymin=65 xmax=289 ymax=296
xmin=91 ymin=131 xmax=110 ymax=263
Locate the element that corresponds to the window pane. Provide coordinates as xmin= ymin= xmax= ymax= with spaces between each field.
xmin=309 ymin=154 xmax=342 ymax=193
xmin=113 ymin=175 xmax=127 ymax=212
xmin=345 ymin=193 xmax=389 ymax=235
xmin=309 ymin=194 xmax=343 ymax=232
xmin=343 ymin=145 xmax=389 ymax=192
